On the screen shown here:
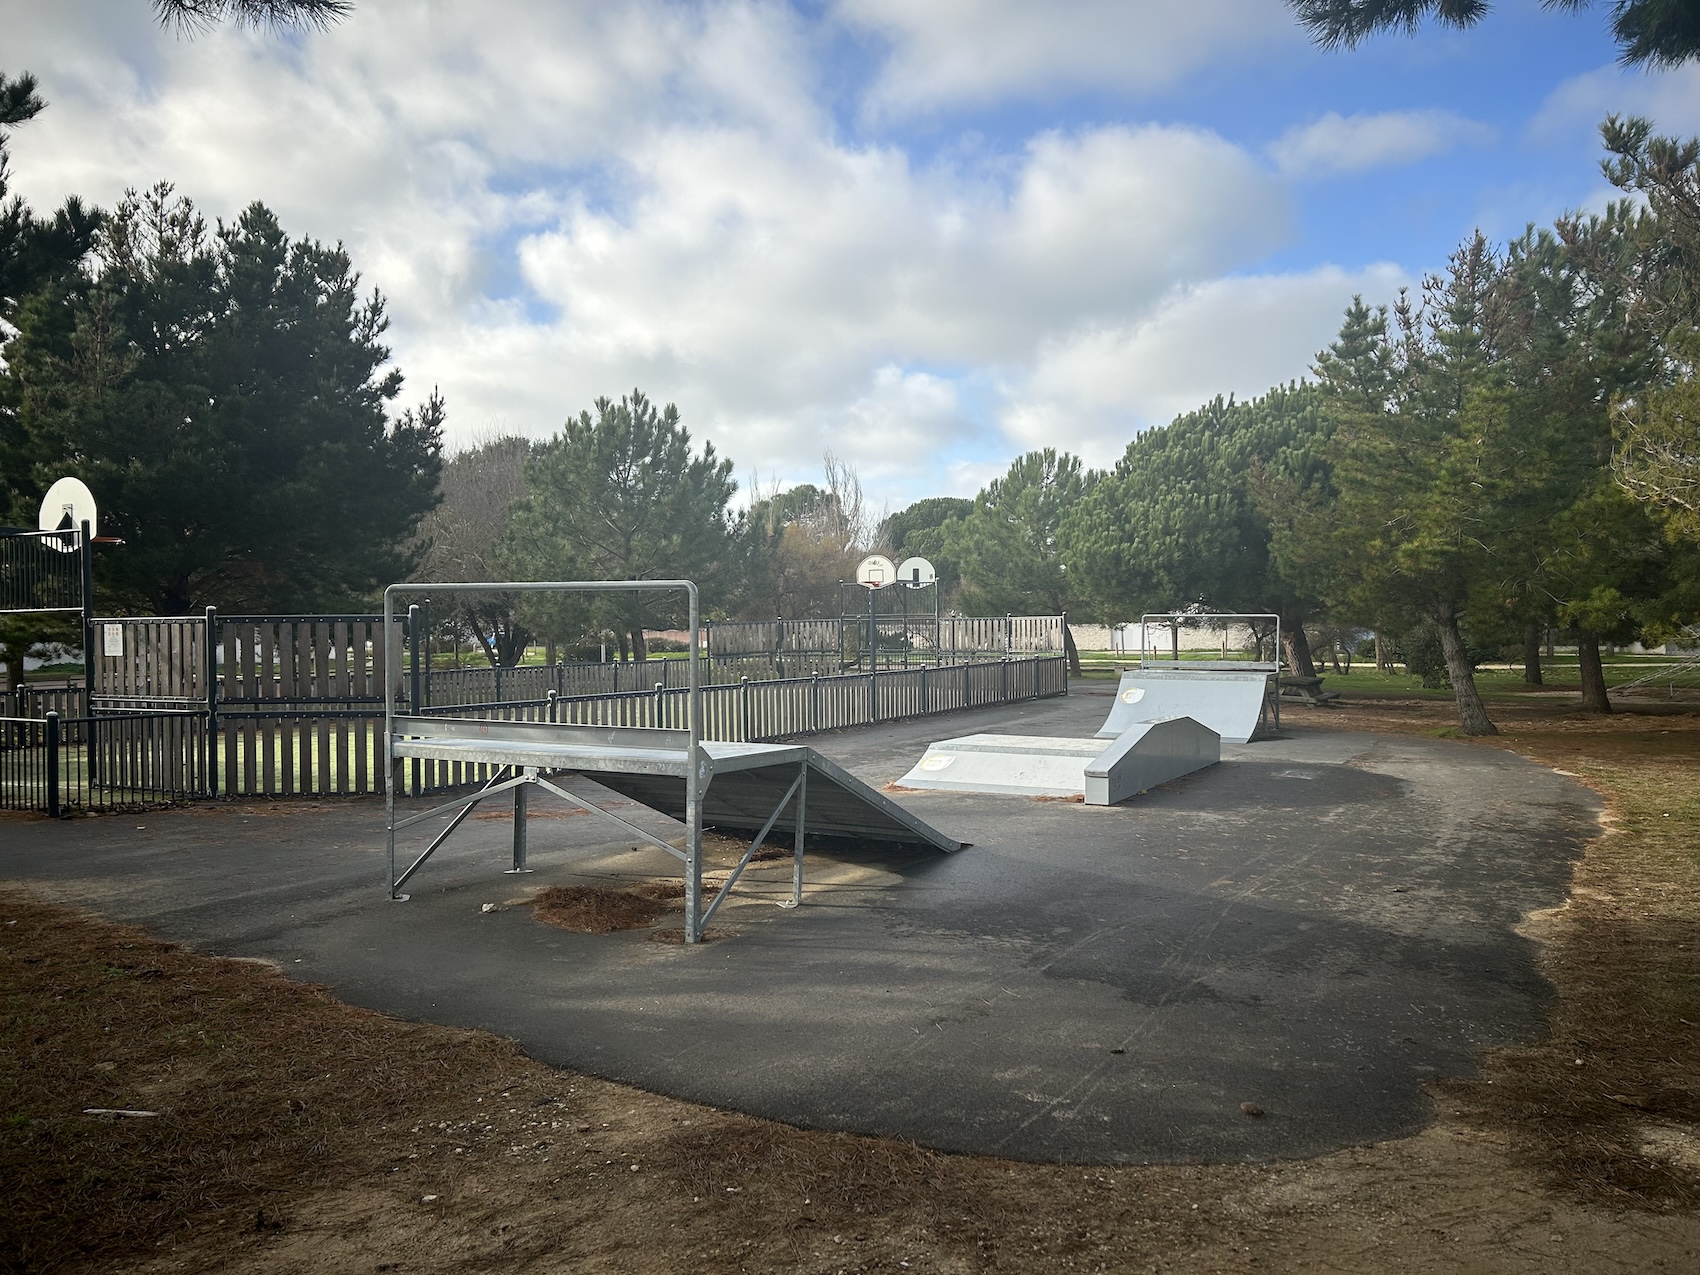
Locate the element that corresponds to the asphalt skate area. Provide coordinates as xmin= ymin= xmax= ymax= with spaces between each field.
xmin=1 ymin=683 xmax=1599 ymax=1164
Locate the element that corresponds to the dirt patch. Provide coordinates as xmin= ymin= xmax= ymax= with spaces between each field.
xmin=529 ymin=881 xmax=706 ymax=933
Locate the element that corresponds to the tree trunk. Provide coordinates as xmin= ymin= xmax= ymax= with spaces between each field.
xmin=1281 ymin=620 xmax=1318 ymax=678
xmin=1374 ymin=630 xmax=1391 ymax=673
xmin=468 ymin=618 xmax=499 ymax=669
xmin=1577 ymin=630 xmax=1612 ymax=714
xmin=1522 ymin=624 xmax=1543 ymax=686
xmin=545 ymin=638 xmax=557 ymax=667
xmin=1433 ymin=608 xmax=1497 ymax=735
xmin=630 ymin=627 xmax=649 ymax=663
xmin=1063 ymin=623 xmax=1082 ymax=677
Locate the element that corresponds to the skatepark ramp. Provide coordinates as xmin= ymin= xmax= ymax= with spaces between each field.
xmin=383 ymin=579 xmax=962 ymax=943
xmin=1097 ymin=669 xmax=1273 ymax=744
xmin=897 ymin=716 xmax=1219 ymax=804
xmin=1098 ymin=612 xmax=1283 ymax=744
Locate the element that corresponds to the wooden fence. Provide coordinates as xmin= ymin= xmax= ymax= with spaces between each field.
xmin=7 ymin=609 xmax=1068 ymax=808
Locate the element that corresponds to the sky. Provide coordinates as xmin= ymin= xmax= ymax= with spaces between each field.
xmin=6 ymin=0 xmax=1700 ymax=512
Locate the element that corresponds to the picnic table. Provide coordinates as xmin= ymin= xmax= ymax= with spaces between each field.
xmin=1278 ymin=674 xmax=1342 ymax=707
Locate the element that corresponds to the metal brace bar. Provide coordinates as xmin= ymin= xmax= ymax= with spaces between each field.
xmin=393 ymin=778 xmax=510 ymax=895
xmin=698 ymin=768 xmax=805 ymax=932
xmin=532 ymin=775 xmax=688 ymax=861
xmin=787 ymin=760 xmax=807 ymax=908
xmin=391 ymin=771 xmax=527 ymax=832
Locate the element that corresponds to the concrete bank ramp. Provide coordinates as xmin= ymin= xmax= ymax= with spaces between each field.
xmin=1099 ymin=669 xmax=1270 ymax=744
xmin=898 ymin=716 xmax=1219 ymax=805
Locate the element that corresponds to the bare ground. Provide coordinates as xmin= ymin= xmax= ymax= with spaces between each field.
xmin=3 ymin=691 xmax=1698 ymax=1273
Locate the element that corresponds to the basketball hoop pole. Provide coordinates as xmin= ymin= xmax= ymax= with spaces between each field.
xmin=80 ymin=521 xmax=94 ymax=699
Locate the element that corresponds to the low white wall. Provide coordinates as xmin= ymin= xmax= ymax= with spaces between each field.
xmin=1071 ymin=623 xmax=1258 ymax=653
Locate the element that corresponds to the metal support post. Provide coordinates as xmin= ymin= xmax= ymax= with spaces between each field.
xmin=79 ymin=522 xmax=94 ymax=697
xmin=385 ymin=595 xmax=403 ymax=897
xmin=421 ymin=599 xmax=432 ymax=708
xmin=80 ymin=523 xmax=96 ymax=790
xmin=508 ymin=772 xmax=532 ymax=873
xmin=789 ymin=760 xmax=808 ymax=908
xmin=45 ymin=711 xmax=61 ymax=818
xmin=407 ymin=605 xmax=422 ymax=796
xmin=204 ymin=606 xmax=219 ymax=797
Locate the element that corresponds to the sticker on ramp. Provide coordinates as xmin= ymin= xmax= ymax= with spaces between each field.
xmin=1120 ymin=687 xmax=1145 ymax=703
xmin=919 ymin=755 xmax=956 ymax=771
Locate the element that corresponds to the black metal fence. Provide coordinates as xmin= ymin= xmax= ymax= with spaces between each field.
xmin=0 ymin=710 xmax=210 ymax=815
xmin=0 ymin=528 xmax=87 ymax=615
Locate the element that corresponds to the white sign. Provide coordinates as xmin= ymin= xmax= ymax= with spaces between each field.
xmin=103 ymin=624 xmax=124 ymax=657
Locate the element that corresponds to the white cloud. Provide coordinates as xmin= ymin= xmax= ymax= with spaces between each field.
xmin=1528 ymin=60 xmax=1700 ymax=144
xmin=4 ymin=0 xmax=1328 ymax=512
xmin=999 ymin=264 xmax=1410 ymax=467
xmin=837 ymin=0 xmax=1298 ymax=119
xmin=426 ymin=117 xmax=1288 ymax=499
xmin=1268 ymin=110 xmax=1495 ymax=179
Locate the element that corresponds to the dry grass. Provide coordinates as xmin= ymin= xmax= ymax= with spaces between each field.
xmin=530 ymin=881 xmax=696 ymax=933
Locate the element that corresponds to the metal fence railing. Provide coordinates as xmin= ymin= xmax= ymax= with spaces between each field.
xmin=403 ymin=654 xmax=1069 ymax=796
xmin=0 ymin=653 xmax=1068 ymax=810
xmin=0 ymin=710 xmax=210 ymax=815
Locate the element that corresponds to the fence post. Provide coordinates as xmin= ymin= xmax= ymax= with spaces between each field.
xmin=811 ymin=673 xmax=820 ymax=733
xmin=407 ymin=605 xmax=421 ymax=796
xmin=204 ymin=606 xmax=219 ymax=797
xmin=655 ymin=681 xmax=665 ymax=729
xmin=870 ymin=668 xmax=879 ymax=725
xmin=547 ymin=688 xmax=559 ymax=725
xmin=1001 ymin=655 xmax=1009 ymax=704
xmin=741 ymin=676 xmax=751 ymax=741
xmin=46 ymin=711 xmax=61 ymax=818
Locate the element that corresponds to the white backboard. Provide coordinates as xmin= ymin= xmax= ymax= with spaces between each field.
xmin=897 ymin=556 xmax=936 ymax=586
xmin=856 ymin=554 xmax=896 ymax=588
xmin=38 ymin=476 xmax=97 ymax=552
